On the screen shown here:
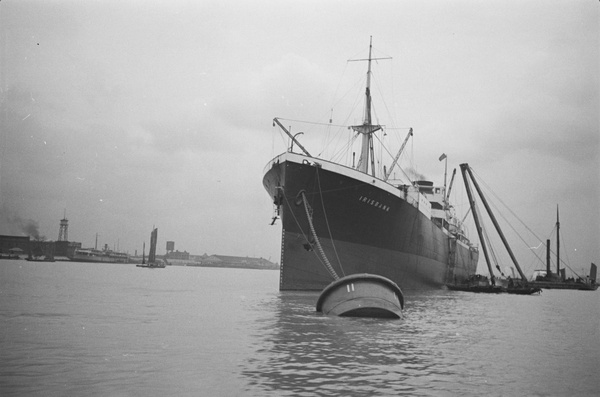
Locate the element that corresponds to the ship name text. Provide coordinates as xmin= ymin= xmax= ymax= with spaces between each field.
xmin=358 ymin=196 xmax=390 ymax=212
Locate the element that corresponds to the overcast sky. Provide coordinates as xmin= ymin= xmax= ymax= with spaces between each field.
xmin=1 ymin=0 xmax=597 ymax=275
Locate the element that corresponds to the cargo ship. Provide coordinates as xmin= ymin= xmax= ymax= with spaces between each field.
xmin=262 ymin=38 xmax=479 ymax=291
xmin=70 ymin=247 xmax=129 ymax=263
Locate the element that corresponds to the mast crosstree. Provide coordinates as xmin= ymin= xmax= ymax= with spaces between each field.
xmin=349 ymin=36 xmax=391 ymax=177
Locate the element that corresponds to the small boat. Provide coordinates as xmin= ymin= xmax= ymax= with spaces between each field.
xmin=316 ymin=273 xmax=404 ymax=319
xmin=447 ymin=274 xmax=503 ymax=293
xmin=26 ymin=242 xmax=55 ymax=262
xmin=136 ymin=228 xmax=166 ymax=268
xmin=25 ymin=255 xmax=55 ymax=262
xmin=1 ymin=252 xmax=21 ymax=260
xmin=1 ymin=247 xmax=23 ymax=260
xmin=529 ymin=208 xmax=598 ymax=291
xmin=499 ymin=277 xmax=540 ymax=295
xmin=0 ymin=254 xmax=21 ymax=260
xmin=504 ymin=287 xmax=542 ymax=295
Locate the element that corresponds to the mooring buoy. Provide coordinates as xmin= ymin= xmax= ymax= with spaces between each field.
xmin=316 ymin=273 xmax=404 ymax=319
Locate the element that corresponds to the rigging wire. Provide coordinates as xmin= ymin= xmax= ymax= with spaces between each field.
xmin=470 ymin=169 xmax=542 ymax=242
xmin=372 ymin=65 xmax=398 ymax=130
xmin=481 ymin=217 xmax=501 ymax=276
xmin=469 ymin=168 xmax=585 ymax=279
xmin=462 ymin=166 xmax=583 ymax=278
xmin=474 ymin=197 xmax=501 ymax=277
xmin=327 ymin=61 xmax=350 ymax=122
xmin=559 ymin=225 xmax=571 ymax=271
xmin=276 ymin=118 xmax=348 ymax=129
xmin=469 ymin=168 xmax=546 ymax=271
xmin=277 ymin=57 xmax=412 ymax=180
xmin=557 ymin=223 xmax=582 ymax=278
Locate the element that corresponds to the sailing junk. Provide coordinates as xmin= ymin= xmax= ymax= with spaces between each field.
xmin=136 ymin=228 xmax=165 ymax=268
xmin=263 ymin=38 xmax=479 ymax=291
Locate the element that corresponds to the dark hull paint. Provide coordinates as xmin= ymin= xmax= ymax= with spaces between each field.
xmin=136 ymin=263 xmax=166 ymax=268
xmin=504 ymin=287 xmax=542 ymax=295
xmin=529 ymin=281 xmax=598 ymax=291
xmin=447 ymin=284 xmax=503 ymax=293
xmin=263 ymin=155 xmax=479 ymax=291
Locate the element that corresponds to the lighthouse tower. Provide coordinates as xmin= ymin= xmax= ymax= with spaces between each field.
xmin=58 ymin=212 xmax=69 ymax=242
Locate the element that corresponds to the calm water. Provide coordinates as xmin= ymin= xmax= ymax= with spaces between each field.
xmin=0 ymin=260 xmax=598 ymax=396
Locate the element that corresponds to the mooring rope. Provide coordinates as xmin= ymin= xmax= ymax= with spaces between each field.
xmin=314 ymin=168 xmax=345 ymax=277
xmin=300 ymin=191 xmax=339 ymax=281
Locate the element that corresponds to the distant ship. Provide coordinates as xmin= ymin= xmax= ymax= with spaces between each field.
xmin=530 ymin=207 xmax=597 ymax=291
xmin=263 ymin=38 xmax=479 ymax=291
xmin=71 ymin=248 xmax=129 ymax=263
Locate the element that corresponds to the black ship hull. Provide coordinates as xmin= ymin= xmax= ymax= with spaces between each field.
xmin=263 ymin=153 xmax=479 ymax=291
xmin=529 ymin=281 xmax=598 ymax=291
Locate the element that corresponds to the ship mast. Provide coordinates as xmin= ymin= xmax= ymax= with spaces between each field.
xmin=350 ymin=37 xmax=390 ymax=177
xmin=556 ymin=205 xmax=560 ymax=276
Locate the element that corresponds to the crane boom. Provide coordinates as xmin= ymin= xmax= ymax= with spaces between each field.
xmin=273 ymin=118 xmax=312 ymax=157
xmin=383 ymin=128 xmax=413 ymax=182
xmin=445 ymin=168 xmax=456 ymax=207
xmin=461 ymin=163 xmax=528 ymax=281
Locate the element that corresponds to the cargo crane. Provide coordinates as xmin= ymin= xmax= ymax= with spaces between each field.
xmin=444 ymin=168 xmax=456 ymax=209
xmin=383 ymin=128 xmax=413 ymax=182
xmin=460 ymin=163 xmax=527 ymax=282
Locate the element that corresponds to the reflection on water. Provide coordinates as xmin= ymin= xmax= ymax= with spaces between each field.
xmin=241 ymin=290 xmax=600 ymax=396
xmin=1 ymin=261 xmax=597 ymax=396
xmin=242 ymin=291 xmax=477 ymax=396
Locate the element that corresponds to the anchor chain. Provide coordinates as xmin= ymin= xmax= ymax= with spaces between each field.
xmin=300 ymin=191 xmax=339 ymax=281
